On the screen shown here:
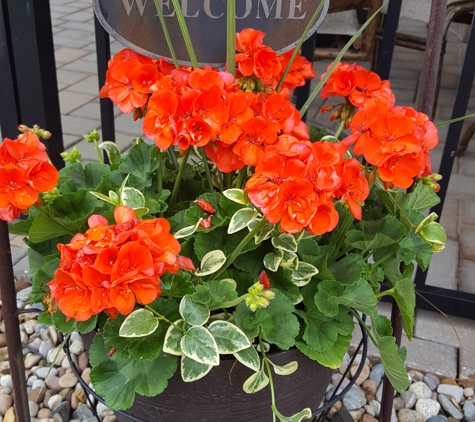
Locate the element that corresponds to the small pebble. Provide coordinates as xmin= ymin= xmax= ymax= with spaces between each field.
xmin=363 ymin=414 xmax=378 ymax=422
xmin=369 ymin=364 xmax=385 ymax=386
xmin=409 ymin=382 xmax=432 ymax=400
xmin=69 ymin=340 xmax=84 ymax=356
xmin=47 ymin=394 xmax=62 ymax=411
xmin=36 ymin=367 xmax=58 ymax=380
xmin=394 ymin=397 xmax=405 ymax=411
xmin=0 ymin=376 xmax=12 ymax=389
xmin=427 ymin=416 xmax=448 ymax=422
xmin=438 ymin=393 xmax=464 ymax=420
xmin=415 ymin=398 xmax=440 ymax=419
xmin=441 ymin=379 xmax=458 ymax=386
xmin=362 ymin=379 xmax=378 ymax=396
xmin=29 ymin=400 xmax=40 ymax=417
xmin=0 ymin=393 xmax=13 ymax=416
xmin=408 ymin=371 xmax=424 ymax=383
xmin=37 ymin=408 xmax=52 ymax=419
xmin=464 ymin=387 xmax=474 ymax=398
xmin=423 ymin=373 xmax=440 ymax=391
xmin=58 ymin=373 xmax=78 ymax=389
xmin=402 ymin=390 xmax=417 ymax=409
xmin=25 ymin=354 xmax=42 ymax=369
xmin=350 ymin=364 xmax=370 ymax=385
xmin=463 ymin=400 xmax=475 ymax=420
xmin=343 ymin=387 xmax=367 ymax=411
xmin=437 ymin=384 xmax=464 ymax=403
xmin=398 ymin=408 xmax=426 ymax=422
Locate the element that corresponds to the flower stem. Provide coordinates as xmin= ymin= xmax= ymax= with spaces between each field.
xmin=259 ymin=336 xmax=276 ymax=422
xmin=334 ymin=119 xmax=345 ymax=139
xmin=152 ymin=0 xmax=178 ymax=67
xmin=275 ymin=0 xmax=326 ymax=93
xmin=170 ymin=0 xmax=198 ymax=68
xmin=226 ymin=0 xmax=236 ymax=76
xmin=167 ymin=146 xmax=179 ymax=170
xmin=377 ymin=181 xmax=417 ymax=229
xmin=212 ymin=218 xmax=268 ymax=280
xmin=209 ymin=295 xmax=246 ymax=311
xmin=94 ymin=140 xmax=104 ymax=164
xmin=236 ymin=166 xmax=247 ymax=189
xmin=157 ymin=151 xmax=163 ymax=199
xmin=167 ymin=148 xmax=191 ymax=217
xmin=226 ymin=172 xmax=232 ymax=190
xmin=330 ymin=209 xmax=354 ymax=258
xmin=199 ymin=147 xmax=214 ymax=192
xmin=145 ymin=305 xmax=186 ymax=333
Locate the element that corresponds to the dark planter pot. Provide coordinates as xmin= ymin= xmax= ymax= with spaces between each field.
xmin=114 ymin=347 xmax=333 ymax=422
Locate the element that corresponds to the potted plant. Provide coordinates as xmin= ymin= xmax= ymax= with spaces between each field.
xmin=3 ymin=5 xmax=446 ymax=422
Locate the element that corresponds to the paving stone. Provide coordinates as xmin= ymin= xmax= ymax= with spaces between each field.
xmin=58 ymin=20 xmax=95 ymax=32
xmin=439 ymin=196 xmax=459 ymax=240
xmin=56 ymin=69 xmax=90 ymax=87
xmin=459 ymin=225 xmax=475 ymax=261
xmin=425 ymin=239 xmax=459 ymax=290
xmin=10 ymin=246 xmax=27 ymax=266
xmin=61 ymin=115 xmax=100 ymax=137
xmin=67 ymin=75 xmax=103 ymax=96
xmin=459 ymin=260 xmax=475 ymax=294
xmin=13 ymin=255 xmax=30 ymax=282
xmin=54 ymin=47 xmax=90 ymax=64
xmin=59 ymin=90 xmax=96 ymax=115
xmin=62 ymin=134 xmax=82 ymax=149
xmin=53 ymin=36 xmax=92 ymax=49
xmin=70 ymin=102 xmax=101 ymax=120
xmin=448 ymin=174 xmax=475 ymax=199
xmin=113 ymin=113 xmax=145 ymax=136
xmin=63 ymin=11 xmax=93 ymax=22
xmin=60 ymin=59 xmax=98 ymax=74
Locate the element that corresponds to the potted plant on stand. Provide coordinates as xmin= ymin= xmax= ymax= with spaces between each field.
xmin=3 ymin=3 xmax=446 ymax=421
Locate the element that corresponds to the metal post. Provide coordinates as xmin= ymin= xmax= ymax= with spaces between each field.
xmin=5 ymin=0 xmax=64 ymax=169
xmin=0 ymin=0 xmax=20 ymax=140
xmin=415 ymin=5 xmax=475 ymax=290
xmin=94 ymin=15 xmax=116 ymax=148
xmin=379 ymin=1 xmax=446 ymax=421
xmin=376 ymin=0 xmax=403 ymax=80
xmin=0 ymin=221 xmax=30 ymax=421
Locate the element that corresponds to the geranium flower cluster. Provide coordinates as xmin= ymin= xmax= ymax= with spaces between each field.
xmin=0 ymin=132 xmax=59 ymax=222
xmin=48 ymin=206 xmax=195 ymax=321
xmin=235 ymin=28 xmax=315 ymax=91
xmin=100 ymin=30 xmax=314 ymax=173
xmin=245 ymin=138 xmax=369 ymax=235
xmin=320 ymin=62 xmax=439 ymax=189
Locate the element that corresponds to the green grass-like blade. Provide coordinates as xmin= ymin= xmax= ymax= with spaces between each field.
xmin=300 ymin=1 xmax=388 ymax=118
xmin=435 ymin=113 xmax=475 ymax=127
xmin=152 ymin=0 xmax=178 ymax=68
xmin=275 ymin=0 xmax=327 ymax=93
xmin=227 ymin=0 xmax=236 ymax=76
xmin=170 ymin=0 xmax=198 ymax=68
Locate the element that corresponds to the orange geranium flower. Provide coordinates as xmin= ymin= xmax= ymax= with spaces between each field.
xmin=0 ymin=164 xmax=38 ymax=210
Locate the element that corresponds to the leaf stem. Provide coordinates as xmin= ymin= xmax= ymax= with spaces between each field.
xmin=259 ymin=335 xmax=276 ymax=422
xmin=435 ymin=113 xmax=475 ymax=127
xmin=226 ymin=172 xmax=232 ymax=190
xmin=330 ymin=209 xmax=354 ymax=258
xmin=350 ymin=309 xmax=377 ymax=345
xmin=145 ymin=305 xmax=186 ymax=333
xmin=276 ymin=0 xmax=326 ymax=93
xmin=199 ymin=147 xmax=214 ymax=192
xmin=209 ymin=295 xmax=246 ymax=311
xmin=212 ymin=218 xmax=268 ymax=280
xmin=167 ymin=148 xmax=191 ymax=217
xmin=170 ymin=0 xmax=198 ymax=68
xmin=377 ymin=182 xmax=416 ymax=229
xmin=236 ymin=166 xmax=247 ymax=189
xmin=32 ymin=205 xmax=77 ymax=236
xmin=157 ymin=151 xmax=163 ymax=199
xmin=167 ymin=146 xmax=179 ymax=170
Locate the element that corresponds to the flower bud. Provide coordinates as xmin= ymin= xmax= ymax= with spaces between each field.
xmin=320 ymin=104 xmax=334 ymax=114
xmin=422 ymin=174 xmax=442 ymax=193
xmin=244 ymin=282 xmax=275 ymax=312
xmin=415 ymin=212 xmax=446 ymax=253
xmin=84 ymin=129 xmax=100 ymax=143
xmin=18 ymin=125 xmax=28 ymax=133
xmin=61 ymin=146 xmax=82 ymax=164
xmin=41 ymin=187 xmax=60 ymax=205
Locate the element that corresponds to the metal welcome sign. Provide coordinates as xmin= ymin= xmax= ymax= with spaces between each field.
xmin=94 ymin=0 xmax=329 ymax=66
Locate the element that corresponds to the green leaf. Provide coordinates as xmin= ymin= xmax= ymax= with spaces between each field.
xmin=268 ymin=360 xmax=298 ymax=376
xmin=386 ymin=278 xmax=415 ymax=340
xmin=99 ymin=141 xmax=121 ymax=165
xmin=223 ymin=189 xmax=250 ymax=205
xmin=243 ymin=370 xmax=269 ymax=394
xmin=8 ymin=218 xmax=33 ymax=235
xmin=179 ymin=294 xmax=210 ymax=326
xmin=296 ymin=333 xmax=351 ymax=369
xmin=191 ymin=279 xmax=238 ymax=309
xmin=119 ymin=309 xmax=159 ymax=338
xmin=253 ymin=220 xmax=275 ymax=244
xmin=51 ymin=309 xmax=97 ymax=334
xmin=268 ymin=267 xmax=301 ymax=304
xmin=194 ymin=227 xmax=259 ymax=261
xmin=233 ymin=346 xmax=260 ymax=371
xmin=160 ymin=270 xmax=194 ymax=298
xmin=120 ymin=187 xmax=146 ymax=209
xmin=174 ymin=220 xmax=201 ymax=239
xmin=29 ymin=214 xmax=70 ymax=242
xmin=181 ymin=355 xmax=213 ymax=382
xmin=374 ymin=333 xmax=410 ymax=393
xmin=298 ymin=283 xmax=354 ymax=353
xmin=181 ymin=326 xmax=219 ymax=366
xmin=328 ymin=254 xmax=365 ymax=284
xmin=195 ymin=249 xmax=227 ymax=276
xmin=90 ymin=336 xmax=178 ymax=410
xmin=102 ymin=297 xmax=180 ymax=361
xmin=163 ymin=319 xmax=185 ymax=356
xmin=208 ymin=321 xmax=251 ymax=354
xmin=228 ymin=208 xmax=258 ymax=234
xmin=399 ymin=232 xmax=433 ymax=271
xmin=272 ymin=234 xmax=298 ymax=253
xmin=307 ymin=125 xmax=329 ymax=142
xmin=264 ymin=251 xmax=283 ymax=272
xmin=118 ymin=143 xmax=159 ymax=189
xmin=292 ymin=262 xmax=318 ymax=283
xmin=234 ymin=290 xmax=300 ymax=350
xmin=273 ymin=406 xmax=313 ymax=422
xmin=401 ymin=182 xmax=441 ymax=212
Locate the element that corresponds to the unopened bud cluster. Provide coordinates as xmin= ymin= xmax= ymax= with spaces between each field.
xmin=245 ymin=282 xmax=275 ymax=312
xmin=18 ymin=124 xmax=51 ymax=140
xmin=61 ymin=146 xmax=82 ymax=164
